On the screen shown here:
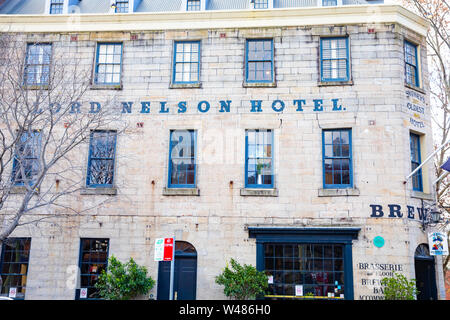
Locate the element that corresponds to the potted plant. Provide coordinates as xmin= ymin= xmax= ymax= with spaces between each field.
xmin=95 ymin=255 xmax=155 ymax=300
xmin=215 ymin=258 xmax=268 ymax=300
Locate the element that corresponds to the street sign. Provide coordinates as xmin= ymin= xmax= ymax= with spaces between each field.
xmin=154 ymin=237 xmax=174 ymax=261
xmin=154 ymin=238 xmax=164 ymax=261
xmin=163 ymin=238 xmax=174 ymax=261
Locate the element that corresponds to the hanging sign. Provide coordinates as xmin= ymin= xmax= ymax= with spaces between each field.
xmin=154 ymin=238 xmax=174 ymax=261
xmin=428 ymin=232 xmax=448 ymax=256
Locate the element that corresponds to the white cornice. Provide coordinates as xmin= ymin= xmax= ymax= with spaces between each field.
xmin=0 ymin=5 xmax=429 ymax=36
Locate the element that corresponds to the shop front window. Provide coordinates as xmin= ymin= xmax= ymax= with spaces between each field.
xmin=77 ymin=238 xmax=109 ymax=300
xmin=264 ymin=243 xmax=345 ymax=299
xmin=0 ymin=238 xmax=31 ymax=299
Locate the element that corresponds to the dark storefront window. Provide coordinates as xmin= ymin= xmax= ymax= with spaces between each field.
xmin=77 ymin=238 xmax=109 ymax=300
xmin=0 ymin=238 xmax=31 ymax=299
xmin=264 ymin=243 xmax=345 ymax=298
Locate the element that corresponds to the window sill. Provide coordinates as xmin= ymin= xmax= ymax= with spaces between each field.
xmin=90 ymin=84 xmax=123 ymax=90
xmin=22 ymin=84 xmax=49 ymax=90
xmin=240 ymin=188 xmax=278 ymax=197
xmin=163 ymin=187 xmax=200 ymax=196
xmin=10 ymin=186 xmax=39 ymax=194
xmin=405 ymin=83 xmax=426 ymax=95
xmin=318 ymin=80 xmax=353 ymax=87
xmin=243 ymin=81 xmax=277 ymax=88
xmin=411 ymin=190 xmax=433 ymax=201
xmin=318 ymin=188 xmax=360 ymax=197
xmin=80 ymin=187 xmax=117 ymax=195
xmin=169 ymin=82 xmax=202 ymax=89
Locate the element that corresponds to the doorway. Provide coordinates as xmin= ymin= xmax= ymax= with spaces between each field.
xmin=157 ymin=241 xmax=197 ymax=300
xmin=414 ymin=244 xmax=438 ymax=300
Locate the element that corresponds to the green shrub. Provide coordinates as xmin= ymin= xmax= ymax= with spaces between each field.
xmin=95 ymin=255 xmax=155 ymax=300
xmin=215 ymin=258 xmax=268 ymax=300
xmin=381 ymin=272 xmax=419 ymax=300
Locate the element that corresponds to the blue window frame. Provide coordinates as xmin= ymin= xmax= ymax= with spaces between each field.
xmin=254 ymin=0 xmax=269 ymax=9
xmin=76 ymin=238 xmax=109 ymax=300
xmin=405 ymin=40 xmax=419 ymax=87
xmin=410 ymin=132 xmax=423 ymax=192
xmin=245 ymin=129 xmax=274 ymax=188
xmin=322 ymin=0 xmax=337 ymax=6
xmin=114 ymin=0 xmax=129 ymax=13
xmin=173 ymin=41 xmax=200 ymax=84
xmin=94 ymin=43 xmax=123 ymax=85
xmin=187 ymin=0 xmax=201 ymax=11
xmin=49 ymin=0 xmax=64 ymax=14
xmin=246 ymin=39 xmax=274 ymax=83
xmin=11 ymin=130 xmax=41 ymax=186
xmin=0 ymin=238 xmax=31 ymax=300
xmin=322 ymin=129 xmax=352 ymax=188
xmin=86 ymin=130 xmax=117 ymax=188
xmin=168 ymin=130 xmax=196 ymax=188
xmin=320 ymin=37 xmax=349 ymax=82
xmin=24 ymin=43 xmax=52 ymax=86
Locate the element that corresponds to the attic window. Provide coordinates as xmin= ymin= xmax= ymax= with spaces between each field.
xmin=253 ymin=0 xmax=269 ymax=9
xmin=114 ymin=0 xmax=129 ymax=13
xmin=187 ymin=0 xmax=201 ymax=11
xmin=49 ymin=0 xmax=64 ymax=14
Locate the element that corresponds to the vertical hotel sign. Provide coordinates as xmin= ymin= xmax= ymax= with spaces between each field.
xmin=428 ymin=232 xmax=449 ymax=256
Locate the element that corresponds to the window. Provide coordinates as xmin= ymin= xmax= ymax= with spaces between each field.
xmin=320 ymin=37 xmax=349 ymax=82
xmin=86 ymin=130 xmax=117 ymax=188
xmin=405 ymin=41 xmax=419 ymax=87
xmin=322 ymin=129 xmax=352 ymax=188
xmin=173 ymin=41 xmax=200 ymax=84
xmin=245 ymin=129 xmax=273 ymax=188
xmin=249 ymin=227 xmax=359 ymax=300
xmin=94 ymin=43 xmax=123 ymax=85
xmin=187 ymin=0 xmax=201 ymax=11
xmin=0 ymin=238 xmax=31 ymax=299
xmin=114 ymin=0 xmax=129 ymax=13
xmin=168 ymin=130 xmax=196 ymax=188
xmin=322 ymin=0 xmax=337 ymax=6
xmin=264 ymin=243 xmax=345 ymax=298
xmin=410 ymin=132 xmax=423 ymax=192
xmin=246 ymin=39 xmax=274 ymax=83
xmin=77 ymin=238 xmax=109 ymax=300
xmin=11 ymin=131 xmax=41 ymax=186
xmin=49 ymin=0 xmax=64 ymax=14
xmin=254 ymin=0 xmax=269 ymax=9
xmin=24 ymin=43 xmax=52 ymax=86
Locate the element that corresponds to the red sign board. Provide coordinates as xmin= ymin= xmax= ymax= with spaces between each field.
xmin=163 ymin=238 xmax=174 ymax=261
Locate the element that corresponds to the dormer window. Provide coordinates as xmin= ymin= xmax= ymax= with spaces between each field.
xmin=49 ymin=0 xmax=64 ymax=14
xmin=253 ymin=0 xmax=269 ymax=9
xmin=322 ymin=0 xmax=338 ymax=6
xmin=114 ymin=0 xmax=129 ymax=13
xmin=187 ymin=0 xmax=201 ymax=11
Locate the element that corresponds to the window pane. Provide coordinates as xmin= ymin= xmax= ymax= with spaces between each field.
xmin=169 ymin=130 xmax=196 ymax=187
xmin=322 ymin=129 xmax=352 ymax=187
xmin=78 ymin=239 xmax=109 ymax=300
xmin=87 ymin=131 xmax=117 ymax=187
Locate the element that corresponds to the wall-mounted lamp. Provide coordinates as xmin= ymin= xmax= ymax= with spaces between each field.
xmin=420 ymin=200 xmax=443 ymax=230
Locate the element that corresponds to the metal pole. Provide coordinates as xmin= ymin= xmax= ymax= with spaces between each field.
xmin=433 ymin=170 xmax=449 ymax=185
xmin=405 ymin=138 xmax=450 ymax=181
xmin=169 ymin=237 xmax=175 ymax=300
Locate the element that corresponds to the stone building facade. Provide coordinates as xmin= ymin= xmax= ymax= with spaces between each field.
xmin=0 ymin=0 xmax=446 ymax=300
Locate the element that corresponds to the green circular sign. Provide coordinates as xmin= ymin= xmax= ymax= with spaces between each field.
xmin=373 ymin=236 xmax=385 ymax=248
